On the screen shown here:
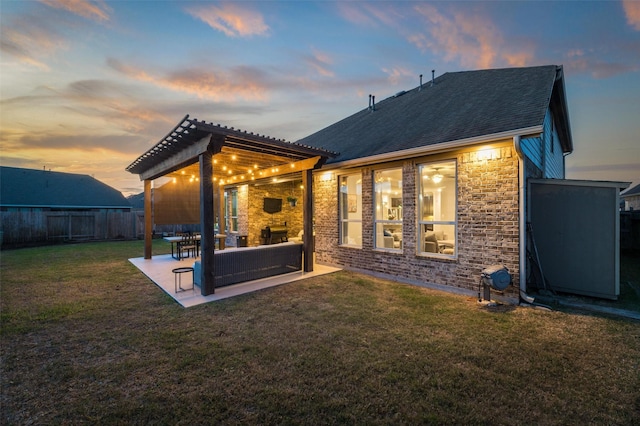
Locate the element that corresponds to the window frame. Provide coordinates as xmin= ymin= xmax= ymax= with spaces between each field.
xmin=373 ymin=167 xmax=403 ymax=251
xmin=417 ymin=160 xmax=457 ymax=258
xmin=225 ymin=188 xmax=238 ymax=233
xmin=339 ymin=172 xmax=362 ymax=247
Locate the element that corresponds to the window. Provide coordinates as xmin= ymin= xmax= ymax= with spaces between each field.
xmin=225 ymin=189 xmax=238 ymax=233
xmin=374 ymin=168 xmax=403 ymax=250
xmin=418 ymin=160 xmax=456 ymax=257
xmin=339 ymin=173 xmax=362 ymax=246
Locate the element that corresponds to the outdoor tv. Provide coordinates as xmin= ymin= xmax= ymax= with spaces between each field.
xmin=263 ymin=197 xmax=282 ymax=214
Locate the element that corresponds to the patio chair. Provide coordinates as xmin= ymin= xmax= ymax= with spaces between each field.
xmin=178 ymin=234 xmax=197 ymax=260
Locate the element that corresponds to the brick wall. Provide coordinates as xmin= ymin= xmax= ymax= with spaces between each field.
xmin=314 ymin=145 xmax=521 ymax=298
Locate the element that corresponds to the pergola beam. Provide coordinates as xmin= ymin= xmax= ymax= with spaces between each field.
xmin=139 ymin=134 xmax=212 ymax=181
xmin=222 ymin=156 xmax=323 ymax=186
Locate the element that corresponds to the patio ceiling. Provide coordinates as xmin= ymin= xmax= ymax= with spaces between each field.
xmin=126 ymin=115 xmax=337 ymax=182
xmin=165 ymin=146 xmax=319 ymax=187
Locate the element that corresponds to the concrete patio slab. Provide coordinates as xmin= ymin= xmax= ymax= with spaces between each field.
xmin=129 ymin=253 xmax=341 ymax=308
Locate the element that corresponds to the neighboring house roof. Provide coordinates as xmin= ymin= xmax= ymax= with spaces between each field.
xmin=127 ymin=192 xmax=145 ymax=209
xmin=0 ymin=166 xmax=131 ymax=209
xmin=621 ymin=182 xmax=640 ymax=198
xmin=297 ymin=65 xmax=573 ymax=165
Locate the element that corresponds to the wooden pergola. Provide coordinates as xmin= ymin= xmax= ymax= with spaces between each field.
xmin=126 ymin=115 xmax=336 ymax=295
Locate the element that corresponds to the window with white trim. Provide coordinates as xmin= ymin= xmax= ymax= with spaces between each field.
xmin=374 ymin=168 xmax=403 ymax=250
xmin=418 ymin=160 xmax=456 ymax=257
xmin=339 ymin=173 xmax=362 ymax=247
xmin=225 ymin=188 xmax=238 ymax=233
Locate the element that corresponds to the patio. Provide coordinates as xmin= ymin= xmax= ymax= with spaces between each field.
xmin=125 ymin=116 xmax=338 ymax=295
xmin=129 ymin=251 xmax=341 ymax=308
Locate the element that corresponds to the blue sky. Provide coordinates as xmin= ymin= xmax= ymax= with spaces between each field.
xmin=1 ymin=0 xmax=639 ymax=195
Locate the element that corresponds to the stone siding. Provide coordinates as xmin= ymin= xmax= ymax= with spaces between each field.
xmin=240 ymin=181 xmax=303 ymax=246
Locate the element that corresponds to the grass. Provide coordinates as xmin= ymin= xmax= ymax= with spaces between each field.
xmin=1 ymin=241 xmax=639 ymax=424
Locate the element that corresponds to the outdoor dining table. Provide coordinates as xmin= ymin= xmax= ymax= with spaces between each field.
xmin=163 ymin=235 xmax=200 ymax=260
xmin=163 ymin=234 xmax=227 ymax=260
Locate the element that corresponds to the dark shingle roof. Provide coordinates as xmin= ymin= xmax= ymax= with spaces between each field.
xmin=127 ymin=192 xmax=145 ymax=209
xmin=0 ymin=166 xmax=131 ymax=208
xmin=297 ymin=65 xmax=571 ymax=164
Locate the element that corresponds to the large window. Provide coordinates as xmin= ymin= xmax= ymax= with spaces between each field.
xmin=225 ymin=188 xmax=238 ymax=233
xmin=418 ymin=160 xmax=456 ymax=257
xmin=374 ymin=168 xmax=403 ymax=250
xmin=339 ymin=173 xmax=362 ymax=246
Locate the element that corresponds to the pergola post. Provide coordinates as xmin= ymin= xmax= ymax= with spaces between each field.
xmin=302 ymin=169 xmax=314 ymax=272
xmin=144 ymin=179 xmax=152 ymax=259
xmin=199 ymin=152 xmax=216 ymax=295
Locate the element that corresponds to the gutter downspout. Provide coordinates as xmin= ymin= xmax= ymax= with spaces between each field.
xmin=513 ymin=136 xmax=535 ymax=304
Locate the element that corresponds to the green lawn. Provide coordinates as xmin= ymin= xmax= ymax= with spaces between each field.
xmin=1 ymin=241 xmax=639 ymax=424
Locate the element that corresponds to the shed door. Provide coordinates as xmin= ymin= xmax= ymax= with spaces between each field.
xmin=529 ymin=180 xmax=620 ymax=300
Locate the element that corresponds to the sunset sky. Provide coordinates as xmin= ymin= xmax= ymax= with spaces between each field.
xmin=1 ymin=0 xmax=639 ymax=196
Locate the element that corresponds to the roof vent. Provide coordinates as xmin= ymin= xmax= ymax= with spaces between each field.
xmin=431 ymin=69 xmax=435 ymax=86
xmin=369 ymin=95 xmax=376 ymax=111
xmin=419 ymin=74 xmax=423 ymax=91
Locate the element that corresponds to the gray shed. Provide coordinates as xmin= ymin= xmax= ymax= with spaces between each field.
xmin=529 ymin=179 xmax=629 ymax=300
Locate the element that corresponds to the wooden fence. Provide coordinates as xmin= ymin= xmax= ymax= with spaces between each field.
xmin=620 ymin=210 xmax=640 ymax=251
xmin=0 ymin=210 xmax=145 ymax=248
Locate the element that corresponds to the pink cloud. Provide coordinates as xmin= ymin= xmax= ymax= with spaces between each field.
xmin=566 ymin=59 xmax=637 ymax=79
xmin=337 ymin=2 xmax=404 ymax=28
xmin=185 ymin=3 xmax=269 ymax=37
xmin=39 ymin=0 xmax=111 ymax=22
xmin=338 ymin=2 xmax=534 ymax=70
xmin=107 ymin=58 xmax=269 ymax=101
xmin=382 ymin=67 xmax=412 ymax=85
xmin=0 ymin=15 xmax=68 ymax=70
xmin=563 ymin=48 xmax=639 ymax=78
xmin=623 ymin=0 xmax=640 ymax=30
xmin=411 ymin=4 xmax=533 ymax=70
xmin=304 ymin=49 xmax=335 ymax=77
xmin=413 ymin=5 xmax=492 ymax=68
xmin=503 ymin=51 xmax=534 ymax=68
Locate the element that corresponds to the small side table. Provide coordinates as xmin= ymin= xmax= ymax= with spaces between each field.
xmin=172 ymin=267 xmax=194 ymax=293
